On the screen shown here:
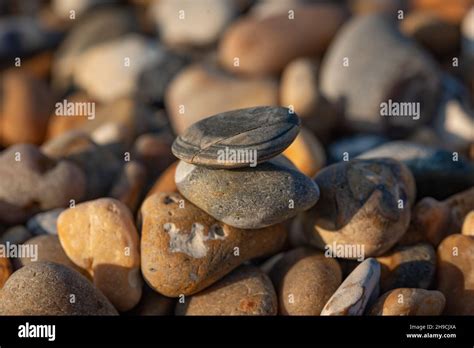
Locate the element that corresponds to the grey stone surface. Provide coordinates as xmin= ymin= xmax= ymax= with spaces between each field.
xmin=172 ymin=106 xmax=300 ymax=168
xmin=175 ymin=155 xmax=319 ymax=229
xmin=321 ymin=258 xmax=381 ymax=316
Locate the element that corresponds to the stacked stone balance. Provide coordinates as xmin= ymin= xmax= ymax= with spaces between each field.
xmin=140 ymin=106 xmax=320 ymax=314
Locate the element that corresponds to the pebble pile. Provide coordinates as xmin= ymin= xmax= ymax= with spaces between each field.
xmin=0 ymin=0 xmax=472 ymax=317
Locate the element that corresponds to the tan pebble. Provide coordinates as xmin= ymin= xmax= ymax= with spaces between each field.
xmin=175 ymin=265 xmax=277 ymax=316
xmin=400 ymin=197 xmax=452 ymax=246
xmin=462 ymin=211 xmax=474 ymax=236
xmin=369 ymin=288 xmax=446 ymax=315
xmin=282 ymin=127 xmax=326 ymax=178
xmin=46 ymin=92 xmax=93 ymax=140
xmin=219 ymin=3 xmax=348 ymax=75
xmin=437 ymin=233 xmax=474 ymax=315
xmin=165 ymin=63 xmax=279 ymax=135
xmin=57 ymin=198 xmax=142 ymax=311
xmin=0 ymin=144 xmax=87 ymax=225
xmin=269 ymin=248 xmax=342 ymax=315
xmin=19 ymin=235 xmax=86 ymax=277
xmin=141 ymin=192 xmax=287 ymax=297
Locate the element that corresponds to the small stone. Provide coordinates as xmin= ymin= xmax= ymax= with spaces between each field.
xmin=269 ymin=248 xmax=342 ymax=315
xmin=359 ymin=141 xmax=474 ymax=200
xmin=109 ymin=161 xmax=147 ymax=213
xmin=73 ymin=34 xmax=165 ymax=102
xmin=165 ymin=63 xmax=279 ymax=135
xmin=57 ymin=198 xmax=142 ymax=312
xmin=140 ymin=192 xmax=287 ymax=297
xmin=0 ymin=226 xmax=32 ymax=245
xmin=462 ymin=211 xmax=474 ymax=236
xmin=282 ymin=127 xmax=325 ymax=178
xmin=172 ymin=106 xmax=300 ymax=168
xmin=327 ymin=134 xmax=388 ymax=164
xmin=279 ymin=58 xmax=338 ymax=139
xmin=26 ymin=208 xmax=64 ymax=235
xmin=219 ymin=3 xmax=347 ymax=75
xmin=53 ymin=7 xmax=139 ymax=90
xmin=0 ymin=16 xmax=59 ymax=60
xmin=321 ymin=258 xmax=381 ymax=316
xmin=151 ymin=0 xmax=237 ymax=47
xmin=0 ymin=262 xmax=118 ymax=315
xmin=0 ymin=256 xmax=12 ymax=288
xmin=131 ymin=284 xmax=175 ymax=316
xmin=176 ymin=265 xmax=277 ymax=316
xmin=0 ymin=69 xmax=53 ymax=146
xmin=444 ymin=187 xmax=474 ymax=234
xmin=176 ymin=156 xmax=320 ymax=229
xmin=377 ymin=243 xmax=436 ymax=292
xmin=302 ymin=158 xmax=415 ymax=257
xmin=409 ymin=0 xmax=472 ymax=24
xmin=41 ymin=131 xmax=122 ymax=200
xmin=320 ymin=15 xmax=441 ymax=134
xmin=437 ymin=234 xmax=474 ymax=315
xmin=18 ymin=235 xmax=85 ymax=276
xmin=0 ymin=144 xmax=86 ymax=225
xmin=368 ymin=288 xmax=446 ymax=316
xmin=132 ymin=133 xmax=175 ymax=180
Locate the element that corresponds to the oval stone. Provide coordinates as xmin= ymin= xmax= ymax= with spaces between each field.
xmin=175 ymin=266 xmax=277 ymax=316
xmin=376 ymin=243 xmax=436 ymax=292
xmin=175 ymin=156 xmax=320 ymax=229
xmin=368 ymin=288 xmax=446 ymax=316
xmin=172 ymin=106 xmax=300 ymax=168
xmin=0 ymin=262 xmax=118 ymax=315
xmin=141 ymin=192 xmax=287 ymax=297
xmin=321 ymin=258 xmax=381 ymax=316
xmin=302 ymin=158 xmax=415 ymax=257
xmin=269 ymin=248 xmax=342 ymax=315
